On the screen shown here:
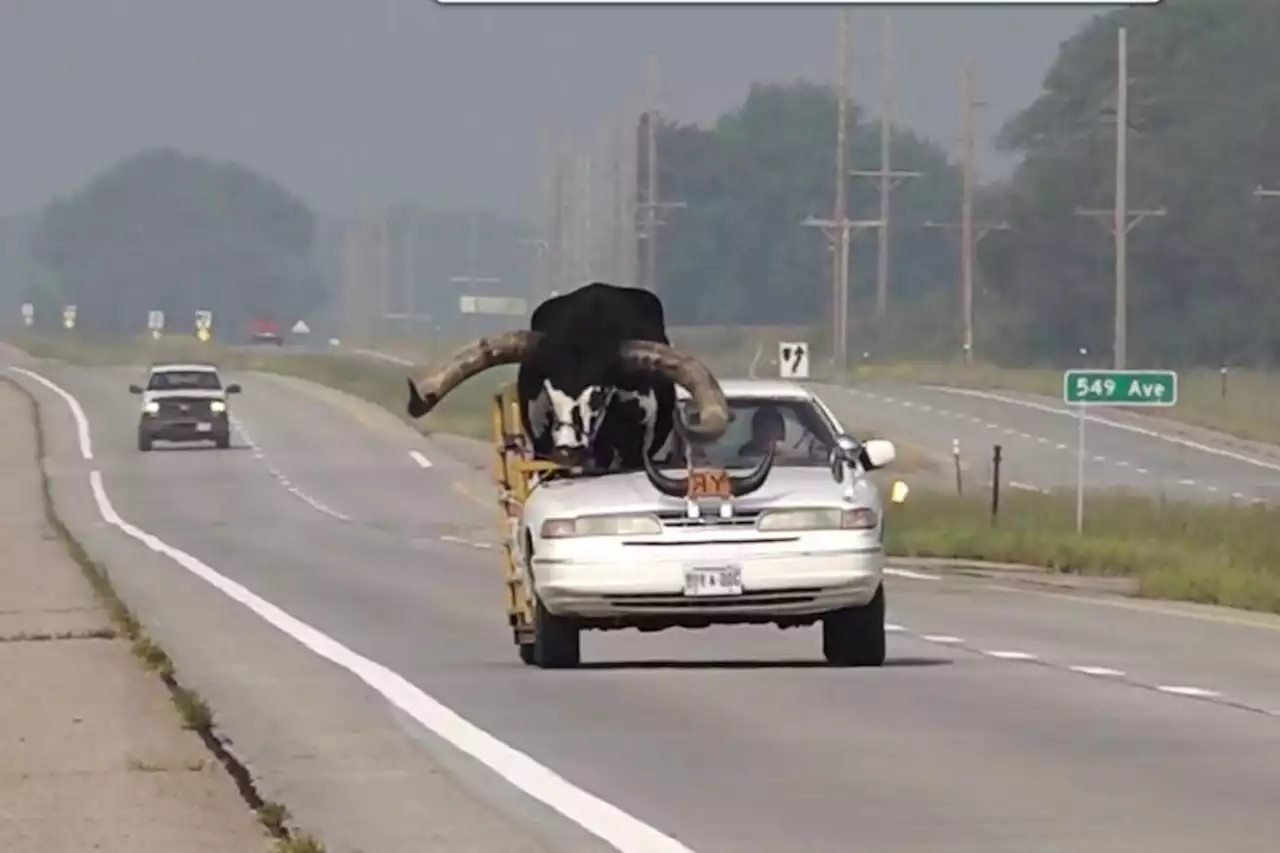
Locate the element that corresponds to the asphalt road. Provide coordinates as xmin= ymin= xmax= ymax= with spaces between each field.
xmin=10 ymin=355 xmax=1280 ymax=852
xmin=812 ymin=380 xmax=1280 ymax=503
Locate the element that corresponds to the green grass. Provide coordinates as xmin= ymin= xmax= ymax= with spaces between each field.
xmin=889 ymin=487 xmax=1280 ymax=614
xmin=851 ymin=360 xmax=1280 ymax=446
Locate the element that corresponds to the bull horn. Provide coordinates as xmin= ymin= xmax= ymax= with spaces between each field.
xmin=616 ymin=340 xmax=730 ymax=442
xmin=407 ymin=330 xmax=540 ymax=418
xmin=640 ymin=445 xmax=777 ymax=499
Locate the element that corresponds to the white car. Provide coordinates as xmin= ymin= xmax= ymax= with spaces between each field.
xmin=516 ymin=379 xmax=900 ymax=668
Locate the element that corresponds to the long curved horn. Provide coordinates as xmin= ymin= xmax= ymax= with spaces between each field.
xmin=617 ymin=340 xmax=730 ymax=442
xmin=407 ymin=330 xmax=540 ymax=418
xmin=640 ymin=445 xmax=777 ymax=499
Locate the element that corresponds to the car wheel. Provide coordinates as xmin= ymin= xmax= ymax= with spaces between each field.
xmin=822 ymin=582 xmax=886 ymax=667
xmin=214 ymin=433 xmax=230 ymax=449
xmin=532 ymin=595 xmax=580 ymax=669
xmin=137 ymin=431 xmax=153 ymax=452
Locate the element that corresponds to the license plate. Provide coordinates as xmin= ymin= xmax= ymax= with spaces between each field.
xmin=683 ymin=565 xmax=743 ymax=597
xmin=196 ymin=422 xmax=212 ymax=432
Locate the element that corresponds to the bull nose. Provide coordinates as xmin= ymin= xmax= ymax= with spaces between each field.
xmin=548 ymin=447 xmax=586 ymax=465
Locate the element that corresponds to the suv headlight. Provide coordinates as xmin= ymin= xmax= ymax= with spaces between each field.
xmin=143 ymin=401 xmax=160 ymax=414
xmin=757 ymin=507 xmax=877 ymax=532
xmin=540 ymin=513 xmax=662 ymax=538
xmin=209 ymin=400 xmax=227 ymax=413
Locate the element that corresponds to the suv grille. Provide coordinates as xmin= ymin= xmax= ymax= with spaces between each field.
xmin=157 ymin=398 xmax=213 ymax=416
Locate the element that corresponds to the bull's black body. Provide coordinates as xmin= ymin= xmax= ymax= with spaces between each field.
xmin=520 ymin=282 xmax=675 ymax=471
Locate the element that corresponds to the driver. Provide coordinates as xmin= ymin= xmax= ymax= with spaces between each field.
xmin=737 ymin=405 xmax=786 ymax=458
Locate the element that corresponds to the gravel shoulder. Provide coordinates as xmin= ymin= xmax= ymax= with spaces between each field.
xmin=0 ymin=379 xmax=273 ymax=853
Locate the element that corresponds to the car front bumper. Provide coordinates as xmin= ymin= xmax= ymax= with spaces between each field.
xmin=140 ymin=415 xmax=229 ymax=442
xmin=533 ymin=545 xmax=884 ymax=621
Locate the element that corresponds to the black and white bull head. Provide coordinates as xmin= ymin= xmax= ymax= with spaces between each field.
xmin=405 ymin=330 xmax=731 ymax=467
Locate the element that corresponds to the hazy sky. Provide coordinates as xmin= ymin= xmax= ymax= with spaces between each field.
xmin=0 ymin=1 xmax=1104 ymax=220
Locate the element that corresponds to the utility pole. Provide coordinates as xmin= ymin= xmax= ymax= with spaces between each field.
xmin=404 ymin=213 xmax=417 ymax=333
xmin=1074 ymin=26 xmax=1165 ymax=370
xmin=802 ymin=8 xmax=881 ymax=375
xmin=635 ymin=54 xmax=686 ymax=293
xmin=376 ymin=208 xmax=390 ymax=342
xmin=851 ymin=14 xmax=921 ymax=320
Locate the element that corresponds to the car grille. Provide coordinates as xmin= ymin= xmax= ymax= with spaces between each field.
xmin=655 ymin=508 xmax=763 ymax=530
xmin=156 ymin=398 xmax=213 ymax=417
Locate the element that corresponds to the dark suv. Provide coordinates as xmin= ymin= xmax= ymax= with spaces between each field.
xmin=130 ymin=363 xmax=241 ymax=451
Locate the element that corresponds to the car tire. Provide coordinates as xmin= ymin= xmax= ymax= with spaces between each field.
xmin=214 ymin=433 xmax=231 ymax=449
xmin=137 ymin=431 xmax=153 ymax=452
xmin=532 ymin=596 xmax=580 ymax=669
xmin=822 ymin=582 xmax=886 ymax=667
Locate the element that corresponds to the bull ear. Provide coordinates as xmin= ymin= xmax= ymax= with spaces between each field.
xmin=729 ymin=444 xmax=775 ymax=497
xmin=407 ymin=330 xmax=540 ymax=418
xmin=617 ymin=340 xmax=729 ymax=442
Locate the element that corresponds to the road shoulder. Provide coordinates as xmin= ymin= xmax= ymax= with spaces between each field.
xmin=0 ymin=378 xmax=275 ymax=853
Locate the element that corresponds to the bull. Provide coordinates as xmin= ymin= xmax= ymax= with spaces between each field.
xmin=406 ymin=282 xmax=772 ymax=495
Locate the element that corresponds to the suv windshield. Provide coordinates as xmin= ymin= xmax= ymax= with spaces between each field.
xmin=146 ymin=370 xmax=221 ymax=392
xmin=666 ymin=396 xmax=844 ymax=468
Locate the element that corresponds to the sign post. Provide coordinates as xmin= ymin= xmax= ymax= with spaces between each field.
xmin=148 ymin=310 xmax=165 ymax=339
xmin=62 ymin=305 xmax=77 ymax=331
xmin=778 ymin=341 xmax=810 ymax=379
xmin=20 ymin=303 xmax=33 ymax=327
xmin=1063 ymin=369 xmax=1177 ymax=532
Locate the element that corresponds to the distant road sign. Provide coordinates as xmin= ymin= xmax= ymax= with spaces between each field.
xmin=291 ymin=319 xmax=310 ymax=334
xmin=62 ymin=305 xmax=77 ymax=330
xmin=196 ymin=327 xmax=211 ymax=343
xmin=195 ymin=310 xmax=212 ymax=330
xmin=778 ymin=341 xmax=810 ymax=379
xmin=1063 ymin=369 xmax=1177 ymax=407
xmin=148 ymin=310 xmax=165 ymax=331
xmin=21 ymin=303 xmax=33 ymax=326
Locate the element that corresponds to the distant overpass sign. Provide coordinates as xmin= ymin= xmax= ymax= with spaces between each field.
xmin=459 ymin=295 xmax=527 ymax=316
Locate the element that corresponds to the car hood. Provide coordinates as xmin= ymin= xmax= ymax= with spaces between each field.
xmin=143 ymin=389 xmax=226 ymax=401
xmin=529 ymin=466 xmax=871 ymax=515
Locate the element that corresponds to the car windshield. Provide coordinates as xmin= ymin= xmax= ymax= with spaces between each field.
xmin=146 ymin=370 xmax=221 ymax=391
xmin=664 ymin=396 xmax=844 ymax=468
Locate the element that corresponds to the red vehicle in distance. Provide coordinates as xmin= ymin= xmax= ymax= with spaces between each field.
xmin=249 ymin=317 xmax=283 ymax=346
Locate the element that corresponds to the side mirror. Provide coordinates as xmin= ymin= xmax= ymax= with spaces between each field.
xmin=225 ymin=383 xmax=241 ymax=394
xmin=828 ymin=436 xmax=860 ymax=483
xmin=128 ymin=384 xmax=142 ymax=394
xmin=860 ymin=438 xmax=896 ymax=471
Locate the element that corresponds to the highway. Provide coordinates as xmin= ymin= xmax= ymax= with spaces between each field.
xmin=9 ymin=353 xmax=1280 ymax=852
xmin=814 ymin=381 xmax=1280 ymax=502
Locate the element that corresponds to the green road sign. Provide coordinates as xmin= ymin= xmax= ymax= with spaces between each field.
xmin=1063 ymin=369 xmax=1177 ymax=406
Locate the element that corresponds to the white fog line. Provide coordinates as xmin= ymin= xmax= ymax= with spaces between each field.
xmin=11 ymin=366 xmax=93 ymax=459
xmin=17 ymin=367 xmax=694 ymax=853
xmin=410 ymin=450 xmax=433 ymax=469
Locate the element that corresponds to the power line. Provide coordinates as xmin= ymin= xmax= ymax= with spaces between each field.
xmin=635 ymin=54 xmax=686 ymax=294
xmin=850 ymin=14 xmax=921 ymax=320
xmin=1074 ymin=26 xmax=1165 ymax=370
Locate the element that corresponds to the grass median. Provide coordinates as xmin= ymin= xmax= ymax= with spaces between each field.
xmin=851 ymin=360 xmax=1280 ymax=446
xmin=12 ymin=334 xmax=1280 ymax=614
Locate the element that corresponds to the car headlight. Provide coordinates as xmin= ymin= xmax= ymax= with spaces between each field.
xmin=209 ymin=400 xmax=227 ymax=413
xmin=540 ymin=513 xmax=662 ymax=538
xmin=756 ymin=507 xmax=877 ymax=532
xmin=143 ymin=401 xmax=160 ymax=414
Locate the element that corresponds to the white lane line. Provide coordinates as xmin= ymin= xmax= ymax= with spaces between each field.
xmin=885 ymin=623 xmax=907 ymax=633
xmin=231 ymin=415 xmax=351 ymax=522
xmin=1178 ymin=478 xmax=1196 ymax=486
xmin=21 ymin=368 xmax=694 ymax=853
xmin=1156 ymin=685 xmax=1221 ymax=698
xmin=1136 ymin=467 xmax=1149 ymax=474
xmin=1037 ymin=437 xmax=1049 ymax=444
xmin=920 ymin=635 xmax=964 ymax=644
xmin=1206 ymin=485 xmax=1219 ymax=494
xmin=12 ymin=366 xmax=93 ymax=459
xmin=1069 ymin=665 xmax=1125 ymax=677
xmin=1232 ymin=491 xmax=1246 ymax=500
xmin=409 ymin=450 xmax=433 ymax=469
xmin=1117 ymin=460 xmax=1130 ymax=467
xmin=983 ymin=650 xmax=1037 ymax=661
xmin=1093 ymin=455 xmax=1107 ymax=463
xmin=884 ymin=567 xmax=940 ymax=581
xmin=1056 ymin=443 xmax=1067 ymax=451
xmin=925 ymin=386 xmax=1280 ymax=474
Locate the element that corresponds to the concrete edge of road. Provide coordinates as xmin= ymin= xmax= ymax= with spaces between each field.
xmin=0 ymin=373 xmax=326 ymax=853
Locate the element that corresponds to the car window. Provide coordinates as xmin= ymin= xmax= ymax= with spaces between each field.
xmin=146 ymin=370 xmax=221 ymax=391
xmin=669 ymin=396 xmax=840 ymax=468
